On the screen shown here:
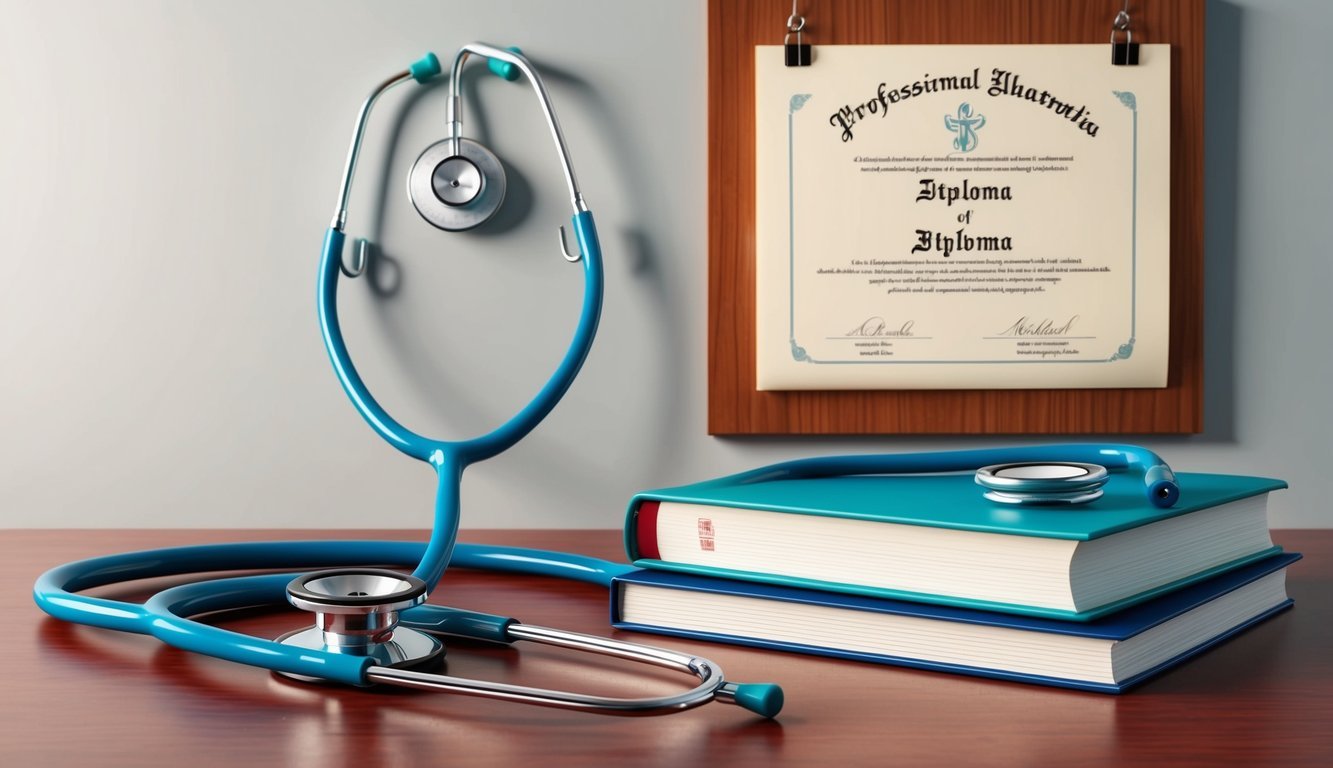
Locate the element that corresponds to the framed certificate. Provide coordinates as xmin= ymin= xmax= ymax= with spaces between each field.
xmin=755 ymin=45 xmax=1170 ymax=390
xmin=706 ymin=0 xmax=1204 ymax=434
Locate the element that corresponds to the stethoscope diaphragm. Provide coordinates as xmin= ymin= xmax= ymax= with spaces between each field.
xmin=974 ymin=462 xmax=1110 ymax=505
xmin=408 ymin=137 xmax=507 ymax=231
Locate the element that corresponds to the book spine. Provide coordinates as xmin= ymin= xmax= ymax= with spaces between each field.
xmin=632 ymin=500 xmax=661 ymax=560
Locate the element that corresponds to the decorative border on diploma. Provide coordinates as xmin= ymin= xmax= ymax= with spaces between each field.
xmin=786 ymin=91 xmax=1140 ymax=366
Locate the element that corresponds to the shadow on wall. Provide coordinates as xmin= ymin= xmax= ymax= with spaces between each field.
xmin=537 ymin=61 xmax=692 ymax=479
xmin=1198 ymin=0 xmax=1242 ymax=444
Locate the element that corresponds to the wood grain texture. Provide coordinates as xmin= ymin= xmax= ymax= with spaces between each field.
xmin=7 ymin=529 xmax=1332 ymax=767
xmin=708 ymin=0 xmax=1204 ymax=434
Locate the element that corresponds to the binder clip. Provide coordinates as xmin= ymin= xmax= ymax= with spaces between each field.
xmin=1110 ymin=6 xmax=1139 ymax=66
xmin=784 ymin=11 xmax=810 ymax=67
xmin=1111 ymin=28 xmax=1139 ymax=66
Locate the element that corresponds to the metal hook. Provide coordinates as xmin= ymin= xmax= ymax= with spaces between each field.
xmin=557 ymin=225 xmax=581 ymax=263
xmin=341 ymin=237 xmax=372 ymax=278
xmin=1113 ymin=0 xmax=1131 ymax=31
xmin=787 ymin=0 xmax=805 ymax=32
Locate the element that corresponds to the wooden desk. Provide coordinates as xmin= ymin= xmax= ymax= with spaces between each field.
xmin=4 ymin=530 xmax=1330 ymax=767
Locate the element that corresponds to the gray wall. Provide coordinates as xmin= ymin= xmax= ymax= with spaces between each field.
xmin=1 ymin=0 xmax=1329 ymax=529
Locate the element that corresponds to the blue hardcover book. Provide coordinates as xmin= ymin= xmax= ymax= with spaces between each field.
xmin=626 ymin=470 xmax=1287 ymax=620
xmin=612 ymin=552 xmax=1300 ymax=693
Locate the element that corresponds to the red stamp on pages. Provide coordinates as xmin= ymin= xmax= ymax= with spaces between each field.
xmin=697 ymin=518 xmax=715 ymax=551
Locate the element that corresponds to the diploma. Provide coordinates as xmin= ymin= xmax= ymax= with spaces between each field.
xmin=755 ymin=45 xmax=1171 ymax=390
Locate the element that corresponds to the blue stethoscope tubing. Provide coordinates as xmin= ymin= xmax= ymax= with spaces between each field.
xmin=41 ymin=211 xmax=603 ymax=683
xmin=35 ymin=540 xmax=628 ymax=685
xmin=36 ymin=46 xmax=618 ymax=689
xmin=318 ymin=209 xmax=603 ymax=592
xmin=35 ymin=207 xmax=607 ymax=686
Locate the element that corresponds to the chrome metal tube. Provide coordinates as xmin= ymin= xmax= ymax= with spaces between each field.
xmin=506 ymin=623 xmax=698 ymax=672
xmin=332 ymin=69 xmax=416 ymax=231
xmin=367 ymin=622 xmax=727 ymax=715
xmin=448 ymin=44 xmax=587 ymax=214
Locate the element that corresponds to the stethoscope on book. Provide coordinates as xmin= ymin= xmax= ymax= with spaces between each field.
xmin=33 ymin=44 xmax=1179 ymax=720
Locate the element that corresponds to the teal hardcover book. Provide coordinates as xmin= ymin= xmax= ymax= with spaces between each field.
xmin=625 ymin=469 xmax=1286 ymax=621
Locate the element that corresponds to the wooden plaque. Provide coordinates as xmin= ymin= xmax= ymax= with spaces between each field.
xmin=708 ymin=0 xmax=1204 ymax=434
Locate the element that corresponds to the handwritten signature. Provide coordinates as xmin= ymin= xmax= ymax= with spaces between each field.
xmin=845 ymin=317 xmax=916 ymax=337
xmin=998 ymin=315 xmax=1080 ymax=337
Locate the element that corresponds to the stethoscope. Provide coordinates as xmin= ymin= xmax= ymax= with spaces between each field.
xmin=33 ymin=45 xmax=1180 ymax=722
xmin=734 ymin=445 xmax=1180 ymax=508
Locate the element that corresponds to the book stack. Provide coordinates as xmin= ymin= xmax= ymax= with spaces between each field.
xmin=613 ymin=462 xmax=1296 ymax=692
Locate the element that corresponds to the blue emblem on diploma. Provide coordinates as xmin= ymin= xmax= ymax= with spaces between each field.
xmin=945 ymin=102 xmax=986 ymax=152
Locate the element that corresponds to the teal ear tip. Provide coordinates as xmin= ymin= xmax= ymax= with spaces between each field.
xmin=733 ymin=683 xmax=784 ymax=719
xmin=410 ymin=52 xmax=442 ymax=83
xmin=487 ymin=46 xmax=523 ymax=82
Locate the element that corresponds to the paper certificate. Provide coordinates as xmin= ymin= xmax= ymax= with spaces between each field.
xmin=755 ymin=45 xmax=1170 ymax=390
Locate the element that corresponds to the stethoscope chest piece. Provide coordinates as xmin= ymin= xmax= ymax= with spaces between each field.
xmin=975 ymin=462 xmax=1110 ymax=505
xmin=276 ymin=568 xmax=444 ymax=681
xmin=408 ymin=137 xmax=507 ymax=231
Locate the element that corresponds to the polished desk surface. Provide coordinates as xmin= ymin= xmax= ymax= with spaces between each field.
xmin=4 ymin=529 xmax=1331 ymax=768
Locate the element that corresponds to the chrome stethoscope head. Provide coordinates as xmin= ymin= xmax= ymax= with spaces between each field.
xmin=406 ymin=44 xmax=586 ymax=235
xmin=975 ymin=462 xmax=1112 ymax=505
xmin=277 ymin=565 xmax=783 ymax=717
xmin=408 ymin=136 xmax=507 ymax=231
xmin=276 ymin=569 xmax=444 ymax=678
